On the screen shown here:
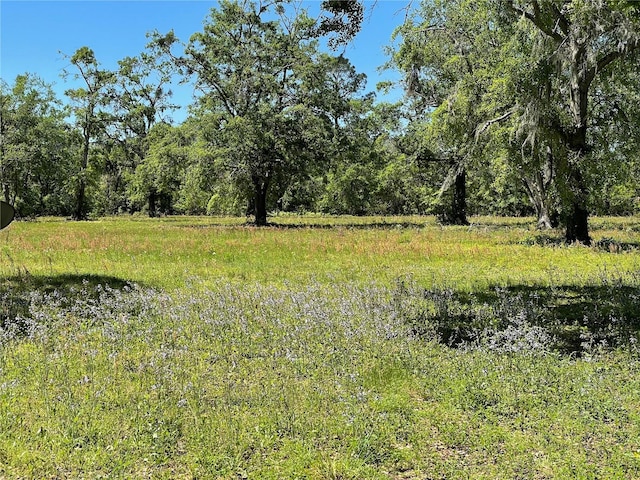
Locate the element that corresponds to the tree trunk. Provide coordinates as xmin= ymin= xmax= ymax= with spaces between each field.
xmin=563 ymin=116 xmax=591 ymax=244
xmin=524 ymin=170 xmax=554 ymax=230
xmin=450 ymin=169 xmax=469 ymax=226
xmin=73 ymin=142 xmax=88 ymax=220
xmin=566 ymin=199 xmax=590 ymax=244
xmin=536 ymin=206 xmax=553 ymax=230
xmin=246 ymin=195 xmax=255 ymax=217
xmin=73 ymin=181 xmax=86 ymax=220
xmin=73 ymin=173 xmax=88 ymax=220
xmin=73 ymin=123 xmax=91 ymax=221
xmin=2 ymin=184 xmax=9 ymax=205
xmin=253 ymin=178 xmax=269 ymax=227
xmin=148 ymin=189 xmax=157 ymax=218
xmin=563 ymin=42 xmax=591 ymax=245
xmin=160 ymin=192 xmax=172 ymax=215
xmin=565 ymin=165 xmax=591 ymax=244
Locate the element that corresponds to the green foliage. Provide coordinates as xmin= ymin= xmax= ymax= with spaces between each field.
xmin=391 ymin=0 xmax=518 ymax=225
xmin=206 ymin=181 xmax=246 ymax=216
xmin=148 ymin=0 xmax=340 ymax=225
xmin=388 ymin=0 xmax=640 ymax=238
xmin=126 ymin=122 xmax=189 ymax=214
xmin=321 ymin=163 xmax=374 ymax=215
xmin=316 ymin=0 xmax=365 ymax=48
xmin=469 ymin=153 xmax=533 ymax=217
xmin=0 ymin=75 xmax=76 ymax=217
xmin=2 ymin=0 xmax=639 ymax=223
xmin=63 ymin=47 xmax=116 ymax=220
xmin=499 ymin=0 xmax=640 ymax=241
xmin=101 ymin=52 xmax=177 ymax=216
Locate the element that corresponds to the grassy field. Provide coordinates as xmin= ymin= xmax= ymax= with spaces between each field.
xmin=2 ymin=214 xmax=639 ymax=289
xmin=1 ymin=215 xmax=640 ymax=478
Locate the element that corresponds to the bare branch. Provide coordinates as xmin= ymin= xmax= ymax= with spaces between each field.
xmin=475 ymin=108 xmax=515 ymax=139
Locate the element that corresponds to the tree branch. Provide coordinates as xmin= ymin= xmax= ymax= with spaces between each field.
xmin=475 ymin=108 xmax=515 ymax=139
xmin=550 ymin=3 xmax=569 ymax=35
xmin=587 ymin=38 xmax=640 ymax=86
xmin=507 ymin=0 xmax=564 ymax=43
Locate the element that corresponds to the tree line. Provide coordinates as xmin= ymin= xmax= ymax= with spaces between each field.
xmin=1 ymin=0 xmax=638 ymax=242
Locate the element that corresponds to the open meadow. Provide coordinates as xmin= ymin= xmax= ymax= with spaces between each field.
xmin=1 ymin=215 xmax=640 ymax=478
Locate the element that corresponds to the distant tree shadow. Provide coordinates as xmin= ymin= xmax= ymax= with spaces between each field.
xmin=467 ymin=218 xmax=536 ymax=228
xmin=270 ymin=217 xmax=535 ymax=230
xmin=517 ymin=233 xmax=640 ymax=252
xmin=398 ymin=280 xmax=640 ymax=354
xmin=144 ymin=215 xmax=547 ymax=231
xmin=593 ymin=238 xmax=640 ymax=253
xmin=267 ymin=221 xmax=430 ymax=230
xmin=172 ymin=219 xmax=432 ymax=230
xmin=481 ymin=284 xmax=640 ymax=352
xmin=0 ymin=273 xmax=139 ymax=335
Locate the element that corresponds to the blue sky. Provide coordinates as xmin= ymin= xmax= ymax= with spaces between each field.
xmin=1 ymin=1 xmax=408 ymax=123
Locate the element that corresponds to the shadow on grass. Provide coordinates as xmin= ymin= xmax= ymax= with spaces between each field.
xmin=257 ymin=217 xmax=534 ymax=230
xmin=400 ymin=280 xmax=640 ymax=354
xmin=1 ymin=273 xmax=139 ymax=334
xmin=592 ymin=219 xmax=640 ymax=232
xmin=467 ymin=218 xmax=536 ymax=228
xmin=154 ymin=216 xmax=543 ymax=231
xmin=517 ymin=233 xmax=565 ymax=247
xmin=171 ymin=219 xmax=433 ymax=230
xmin=593 ymin=238 xmax=640 ymax=253
xmin=1 ymin=273 xmax=135 ymax=294
xmin=267 ymin=221 xmax=431 ymax=230
xmin=517 ymin=233 xmax=640 ymax=252
xmin=484 ymin=284 xmax=639 ymax=351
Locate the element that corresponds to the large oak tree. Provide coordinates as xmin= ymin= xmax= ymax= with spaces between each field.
xmin=502 ymin=0 xmax=640 ymax=243
xmin=150 ymin=0 xmax=359 ymax=225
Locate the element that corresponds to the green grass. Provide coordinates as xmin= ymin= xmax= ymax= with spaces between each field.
xmin=1 ymin=215 xmax=639 ymax=478
xmin=1 ymin=214 xmax=638 ymax=290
